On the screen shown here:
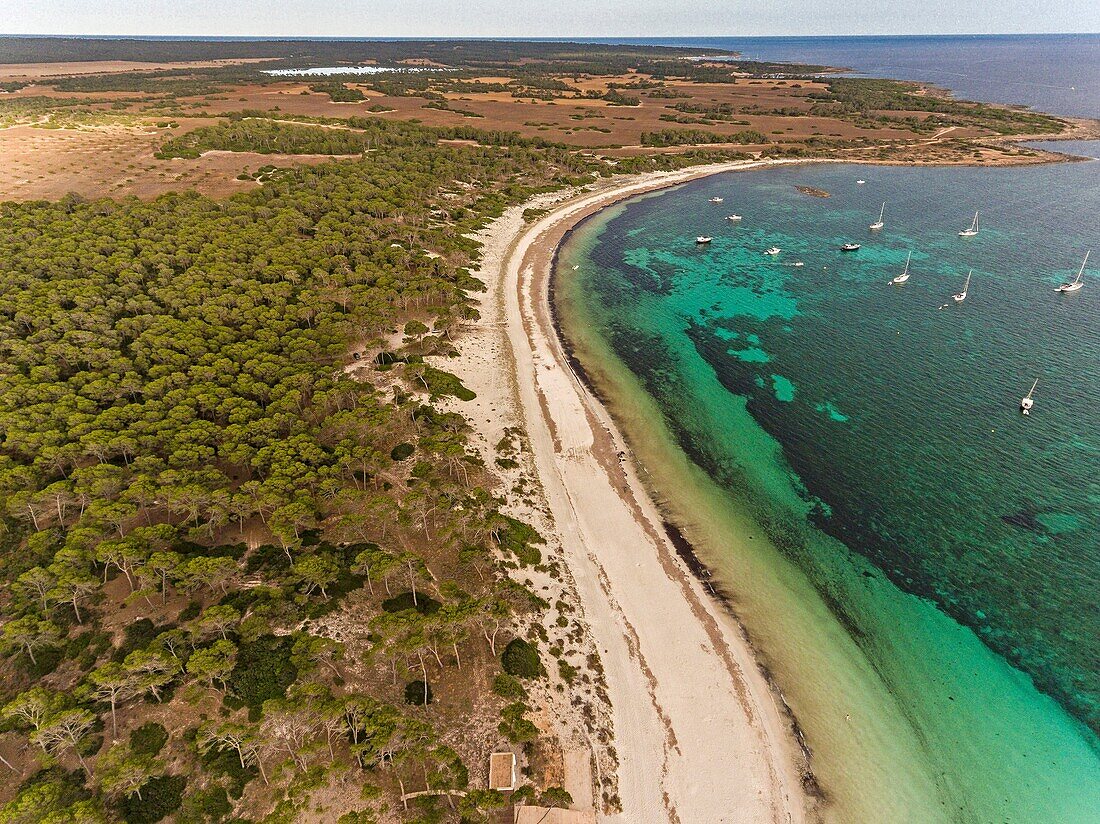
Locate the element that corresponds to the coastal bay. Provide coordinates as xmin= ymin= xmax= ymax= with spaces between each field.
xmin=552 ymin=155 xmax=1100 ymax=821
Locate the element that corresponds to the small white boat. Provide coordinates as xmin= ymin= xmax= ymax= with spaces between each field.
xmin=571 ymin=264 xmax=579 ymax=271
xmin=856 ymin=179 xmax=866 ymax=184
xmin=696 ymin=236 xmax=713 ymax=244
xmin=765 ymin=246 xmax=781 ymax=256
xmin=952 ymin=269 xmax=972 ymax=302
xmin=1020 ymin=378 xmax=1038 ymax=415
xmin=869 ymin=202 xmax=885 ymax=231
xmin=709 ymin=197 xmax=724 ymax=203
xmin=1055 ymin=251 xmax=1089 ymax=293
xmin=726 ymin=214 xmax=742 ymax=221
xmin=841 ymin=243 xmax=861 ymax=252
xmin=958 ymin=211 xmax=979 ymax=237
xmin=891 ymin=251 xmax=912 ymax=285
xmin=791 ymin=261 xmax=805 ymax=267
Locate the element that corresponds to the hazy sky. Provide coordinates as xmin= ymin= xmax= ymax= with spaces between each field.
xmin=3 ymin=0 xmax=1098 ymax=38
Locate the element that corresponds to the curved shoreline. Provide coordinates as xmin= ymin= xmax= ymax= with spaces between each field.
xmin=466 ymin=159 xmax=820 ymax=823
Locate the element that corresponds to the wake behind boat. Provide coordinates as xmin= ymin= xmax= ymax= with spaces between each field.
xmin=1055 ymin=251 xmax=1089 ymax=292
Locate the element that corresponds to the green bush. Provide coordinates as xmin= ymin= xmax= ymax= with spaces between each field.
xmin=501 ymin=639 xmax=543 ymax=679
xmin=492 ymin=673 xmax=528 ymax=700
xmin=540 ymin=787 xmax=573 ymax=808
xmin=118 ymin=774 xmax=187 ymax=824
xmin=176 ymin=786 xmax=232 ymax=824
xmin=227 ymin=635 xmax=298 ymax=708
xmin=111 ymin=618 xmax=164 ymax=662
xmin=498 ymin=702 xmax=538 ymax=743
xmin=404 ymin=680 xmax=433 ymax=706
xmin=381 ymin=592 xmax=441 ymax=615
xmin=390 ymin=442 xmax=415 ymax=461
xmin=420 ymin=366 xmax=476 ymax=401
xmin=128 ymin=722 xmax=169 ymax=758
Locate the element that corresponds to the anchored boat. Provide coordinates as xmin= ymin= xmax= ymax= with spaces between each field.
xmin=1055 ymin=251 xmax=1089 ymax=293
xmin=892 ymin=251 xmax=913 ymax=284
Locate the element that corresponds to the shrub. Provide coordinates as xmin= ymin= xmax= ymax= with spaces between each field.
xmin=501 ymin=639 xmax=543 ymax=679
xmin=390 ymin=442 xmax=415 ymax=461
xmin=420 ymin=366 xmax=476 ymax=401
xmin=227 ymin=635 xmax=298 ymax=708
xmin=492 ymin=673 xmax=528 ymax=700
xmin=381 ymin=592 xmax=441 ymax=615
xmin=112 ymin=618 xmax=164 ymax=662
xmin=498 ymin=702 xmax=538 ymax=743
xmin=540 ymin=787 xmax=573 ymax=808
xmin=129 ymin=722 xmax=169 ymax=757
xmin=118 ymin=774 xmax=187 ymax=824
xmin=176 ymin=786 xmax=232 ymax=824
xmin=404 ymin=680 xmax=433 ymax=706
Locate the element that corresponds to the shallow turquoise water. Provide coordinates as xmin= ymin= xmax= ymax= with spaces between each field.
xmin=558 ymin=149 xmax=1100 ymax=820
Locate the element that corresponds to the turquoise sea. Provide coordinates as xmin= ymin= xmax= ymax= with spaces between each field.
xmin=555 ymin=148 xmax=1100 ymax=821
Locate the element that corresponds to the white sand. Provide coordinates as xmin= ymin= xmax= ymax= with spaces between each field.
xmin=455 ymin=161 xmax=815 ymax=823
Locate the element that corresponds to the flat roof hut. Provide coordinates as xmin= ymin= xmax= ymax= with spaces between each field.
xmin=488 ymin=751 xmax=516 ymax=792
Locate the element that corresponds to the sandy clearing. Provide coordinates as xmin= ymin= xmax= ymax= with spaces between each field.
xmin=460 ymin=161 xmax=819 ymax=822
xmin=0 ymin=58 xmax=272 ymax=79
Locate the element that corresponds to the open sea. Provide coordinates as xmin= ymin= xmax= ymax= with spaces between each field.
xmin=556 ymin=149 xmax=1100 ymax=820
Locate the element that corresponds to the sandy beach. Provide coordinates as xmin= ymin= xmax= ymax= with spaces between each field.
xmin=451 ymin=161 xmax=816 ymax=823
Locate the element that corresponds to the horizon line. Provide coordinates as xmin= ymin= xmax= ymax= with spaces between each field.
xmin=2 ymin=31 xmax=1099 ymax=40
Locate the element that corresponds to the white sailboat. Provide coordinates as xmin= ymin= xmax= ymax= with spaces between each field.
xmin=1055 ymin=251 xmax=1089 ymax=293
xmin=891 ymin=251 xmax=912 ymax=284
xmin=869 ymin=202 xmax=885 ymax=231
xmin=952 ymin=269 xmax=972 ymax=302
xmin=958 ymin=211 xmax=979 ymax=237
xmin=1020 ymin=378 xmax=1038 ymax=415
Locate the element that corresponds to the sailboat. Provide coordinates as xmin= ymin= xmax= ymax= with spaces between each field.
xmin=869 ymin=202 xmax=885 ymax=231
xmin=891 ymin=252 xmax=912 ymax=284
xmin=958 ymin=211 xmax=979 ymax=237
xmin=1055 ymin=251 xmax=1089 ymax=293
xmin=952 ymin=270 xmax=972 ymax=302
xmin=1020 ymin=378 xmax=1038 ymax=415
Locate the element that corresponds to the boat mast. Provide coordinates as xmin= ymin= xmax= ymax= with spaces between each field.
xmin=1026 ymin=378 xmax=1038 ymax=400
xmin=1075 ymin=250 xmax=1090 ymax=285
